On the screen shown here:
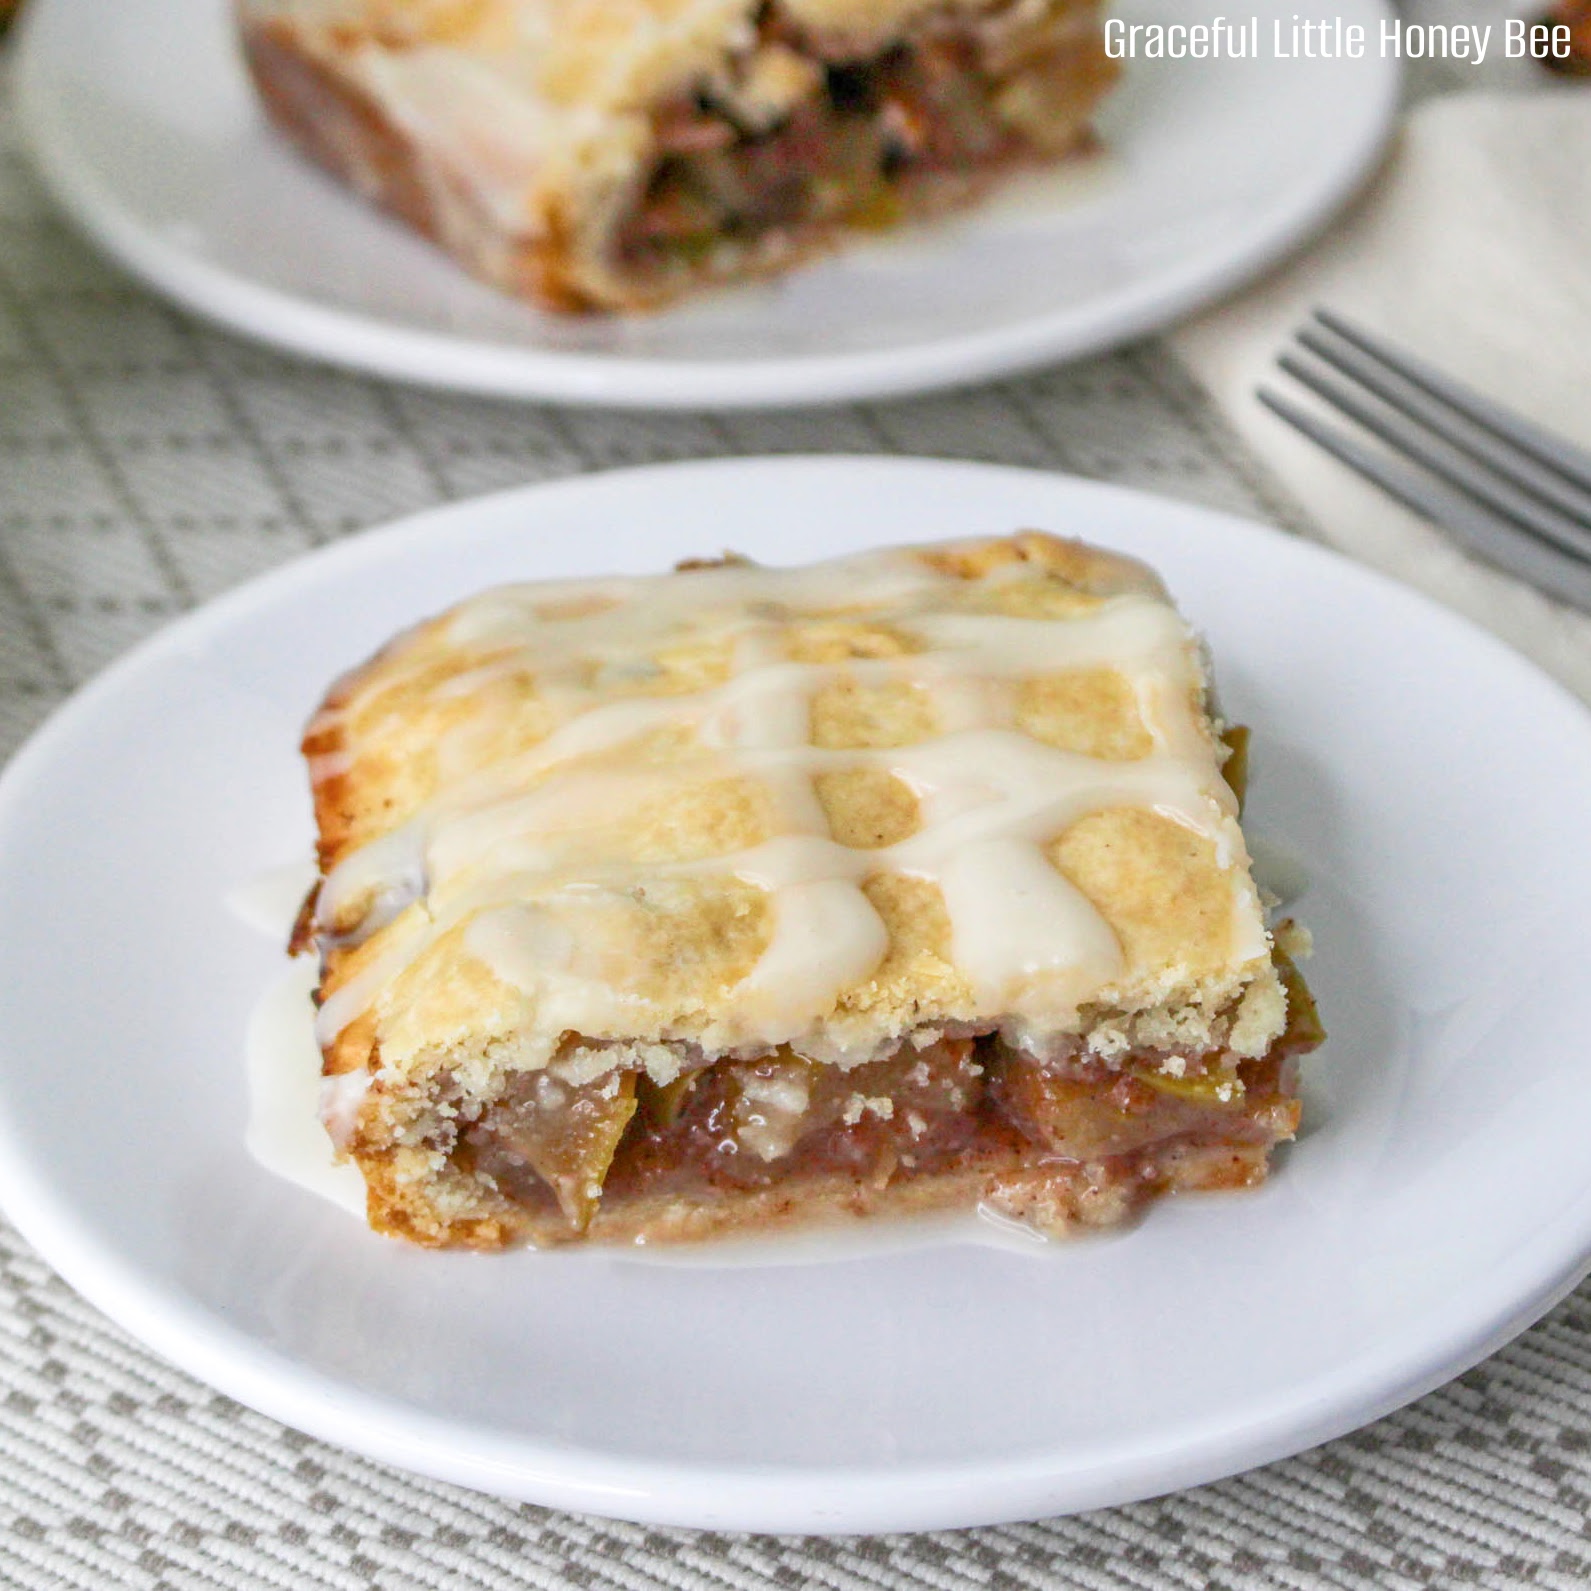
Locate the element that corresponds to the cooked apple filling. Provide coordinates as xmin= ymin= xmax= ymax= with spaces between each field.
xmin=614 ymin=0 xmax=1118 ymax=293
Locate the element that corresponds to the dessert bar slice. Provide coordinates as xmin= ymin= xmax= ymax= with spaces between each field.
xmin=296 ymin=532 xmax=1322 ymax=1248
xmin=237 ymin=0 xmax=1118 ymax=310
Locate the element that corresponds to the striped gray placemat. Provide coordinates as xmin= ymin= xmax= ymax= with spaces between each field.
xmin=3 ymin=52 xmax=1591 ymax=1591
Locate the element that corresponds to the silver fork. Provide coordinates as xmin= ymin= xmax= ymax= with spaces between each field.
xmin=1258 ymin=309 xmax=1591 ymax=613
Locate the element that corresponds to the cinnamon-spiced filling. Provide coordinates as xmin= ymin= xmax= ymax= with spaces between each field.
xmin=459 ymin=1007 xmax=1314 ymax=1240
xmin=613 ymin=0 xmax=1115 ymax=284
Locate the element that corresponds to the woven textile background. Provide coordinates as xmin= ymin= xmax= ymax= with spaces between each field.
xmin=5 ymin=52 xmax=1591 ymax=1591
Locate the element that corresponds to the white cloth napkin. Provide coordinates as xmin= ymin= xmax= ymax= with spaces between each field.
xmin=1171 ymin=90 xmax=1591 ymax=702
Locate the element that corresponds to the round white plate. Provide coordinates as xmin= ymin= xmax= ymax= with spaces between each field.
xmin=15 ymin=0 xmax=1398 ymax=409
xmin=3 ymin=458 xmax=1590 ymax=1535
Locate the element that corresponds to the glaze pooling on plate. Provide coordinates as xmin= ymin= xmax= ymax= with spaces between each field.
xmin=231 ymin=864 xmax=369 ymax=1215
xmin=245 ymin=957 xmax=368 ymax=1217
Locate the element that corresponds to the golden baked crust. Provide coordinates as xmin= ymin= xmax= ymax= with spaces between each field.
xmin=237 ymin=0 xmax=1119 ymax=309
xmin=296 ymin=533 xmax=1318 ymax=1248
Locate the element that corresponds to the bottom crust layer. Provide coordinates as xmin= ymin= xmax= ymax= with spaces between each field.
xmin=360 ymin=1129 xmax=1284 ymax=1251
xmin=505 ymin=1138 xmax=1278 ymax=1248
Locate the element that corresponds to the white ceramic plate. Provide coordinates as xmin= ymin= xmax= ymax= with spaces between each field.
xmin=15 ymin=0 xmax=1398 ymax=409
xmin=3 ymin=458 xmax=1591 ymax=1534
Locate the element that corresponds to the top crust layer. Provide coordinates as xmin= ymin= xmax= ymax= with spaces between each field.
xmin=302 ymin=534 xmax=1283 ymax=1104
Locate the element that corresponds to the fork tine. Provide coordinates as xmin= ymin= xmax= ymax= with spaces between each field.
xmin=1257 ymin=387 xmax=1591 ymax=614
xmin=1298 ymin=323 xmax=1591 ymax=527
xmin=1313 ymin=309 xmax=1591 ymax=497
xmin=1278 ymin=351 xmax=1591 ymax=567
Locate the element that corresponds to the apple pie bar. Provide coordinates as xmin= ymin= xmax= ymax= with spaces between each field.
xmin=294 ymin=532 xmax=1322 ymax=1248
xmin=237 ymin=0 xmax=1119 ymax=310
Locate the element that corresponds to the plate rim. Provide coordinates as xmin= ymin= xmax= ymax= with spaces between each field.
xmin=12 ymin=0 xmax=1401 ymax=409
xmin=3 ymin=455 xmax=1591 ymax=1533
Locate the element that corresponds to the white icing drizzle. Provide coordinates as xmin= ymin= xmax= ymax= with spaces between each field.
xmin=312 ymin=546 xmax=1265 ymax=1057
